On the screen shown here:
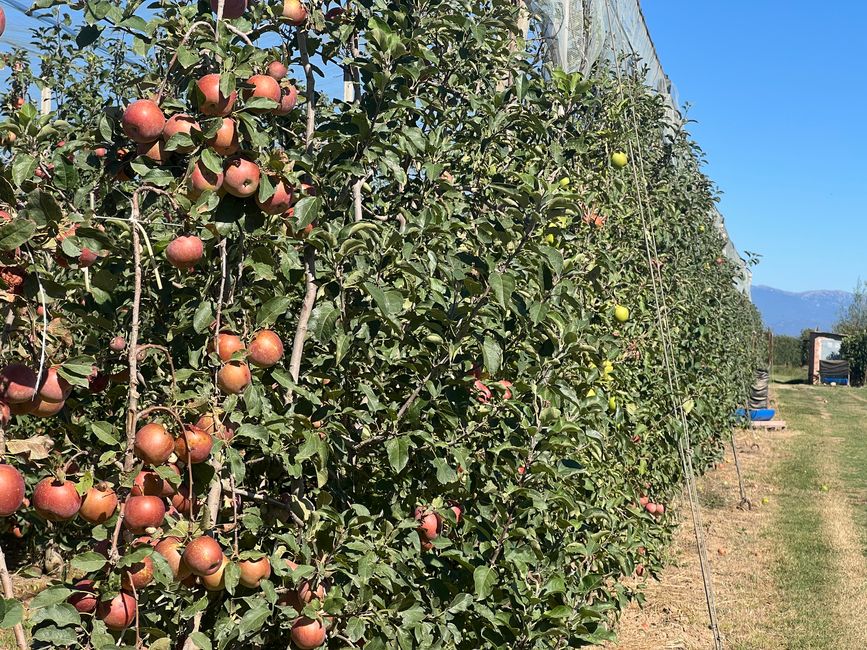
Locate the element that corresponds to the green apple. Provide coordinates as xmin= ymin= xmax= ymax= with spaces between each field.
xmin=610 ymin=151 xmax=628 ymax=169
xmin=614 ymin=305 xmax=629 ymax=322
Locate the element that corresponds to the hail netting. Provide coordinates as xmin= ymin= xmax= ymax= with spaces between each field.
xmin=528 ymin=0 xmax=751 ymax=296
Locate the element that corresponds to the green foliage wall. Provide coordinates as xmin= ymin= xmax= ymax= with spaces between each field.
xmin=0 ymin=0 xmax=762 ymax=647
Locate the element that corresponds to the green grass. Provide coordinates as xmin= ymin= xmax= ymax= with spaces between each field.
xmin=771 ymin=364 xmax=806 ymax=384
xmin=770 ymin=385 xmax=837 ymax=648
xmin=769 ymin=384 xmax=867 ymax=648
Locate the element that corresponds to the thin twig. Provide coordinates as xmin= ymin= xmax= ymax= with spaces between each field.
xmin=231 ymin=487 xmax=304 ymax=527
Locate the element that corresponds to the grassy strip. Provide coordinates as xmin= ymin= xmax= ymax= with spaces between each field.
xmin=769 ymin=385 xmax=838 ymax=649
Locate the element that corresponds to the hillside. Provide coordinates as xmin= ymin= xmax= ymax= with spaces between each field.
xmin=751 ymin=285 xmax=852 ymax=336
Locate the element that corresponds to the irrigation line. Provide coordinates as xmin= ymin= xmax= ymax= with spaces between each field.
xmin=601 ymin=2 xmax=723 ymax=647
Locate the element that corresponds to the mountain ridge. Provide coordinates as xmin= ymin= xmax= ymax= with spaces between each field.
xmin=751 ymin=285 xmax=852 ymax=336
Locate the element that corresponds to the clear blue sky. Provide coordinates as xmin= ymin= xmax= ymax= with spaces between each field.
xmin=642 ymin=1 xmax=867 ymax=293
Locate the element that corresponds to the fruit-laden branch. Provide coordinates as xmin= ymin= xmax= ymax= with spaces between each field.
xmin=109 ymin=190 xmax=146 ymax=561
xmin=0 ymin=427 xmax=27 ymax=650
xmin=288 ymin=29 xmax=318 ymax=386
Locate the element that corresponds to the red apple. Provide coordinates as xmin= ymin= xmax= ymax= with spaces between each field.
xmin=136 ymin=139 xmax=171 ymax=164
xmin=122 ymin=99 xmax=166 ymax=144
xmin=189 ymin=159 xmax=224 ymax=198
xmin=274 ymin=84 xmax=298 ymax=115
xmin=244 ymin=75 xmax=281 ymax=113
xmin=165 ymin=235 xmax=204 ymax=270
xmin=266 ymin=61 xmax=288 ymax=80
xmin=210 ymin=0 xmax=246 ymax=18
xmin=96 ymin=591 xmax=136 ymax=631
xmin=207 ymin=117 xmax=239 ymax=156
xmin=282 ymin=0 xmax=308 ymax=25
xmin=162 ymin=114 xmax=200 ymax=153
xmin=223 ymin=157 xmax=260 ymax=198
xmin=32 ymin=477 xmax=81 ymax=521
xmin=0 ymin=464 xmax=25 ymax=517
xmin=196 ymin=74 xmax=237 ymax=117
xmin=0 ymin=363 xmax=37 ymax=404
xmin=38 ymin=366 xmax=71 ymax=403
xmin=123 ymin=495 xmax=166 ymax=533
xmin=248 ymin=329 xmax=284 ymax=367
xmin=256 ymin=179 xmax=294 ymax=215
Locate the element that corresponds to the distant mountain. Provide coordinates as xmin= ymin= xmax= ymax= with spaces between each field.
xmin=751 ymin=285 xmax=853 ymax=336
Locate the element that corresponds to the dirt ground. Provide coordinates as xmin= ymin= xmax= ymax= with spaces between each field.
xmin=600 ymin=426 xmax=790 ymax=650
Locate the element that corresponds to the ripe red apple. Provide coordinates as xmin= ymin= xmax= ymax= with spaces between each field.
xmin=0 ymin=8 xmax=5 ymax=38
xmin=93 ymin=146 xmax=107 ymax=158
xmin=207 ymin=117 xmax=239 ymax=156
xmin=96 ymin=591 xmax=137 ymax=631
xmin=78 ymin=485 xmax=118 ymax=524
xmin=165 ymin=235 xmax=204 ymax=270
xmin=38 ymin=366 xmax=71 ymax=403
xmin=123 ymin=495 xmax=166 ymax=533
xmin=202 ymin=555 xmax=230 ymax=591
xmin=0 ymin=400 xmax=14 ymax=425
xmin=29 ymin=396 xmax=65 ymax=418
xmin=217 ymin=361 xmax=252 ymax=394
xmin=32 ymin=477 xmax=81 ymax=521
xmin=282 ymin=0 xmax=308 ymax=25
xmin=121 ymin=554 xmax=154 ymax=590
xmin=132 ymin=469 xmax=174 ymax=497
xmin=195 ymin=413 xmax=235 ymax=442
xmin=266 ymin=61 xmax=288 ymax=80
xmin=238 ymin=557 xmax=271 ymax=588
xmin=183 ymin=536 xmax=224 ymax=576
xmin=223 ymin=157 xmax=260 ymax=198
xmin=325 ymin=6 xmax=346 ymax=21
xmin=0 ymin=363 xmax=37 ymax=404
xmin=110 ymin=336 xmax=126 ymax=352
xmin=450 ymin=504 xmax=463 ymax=524
xmin=189 ymin=159 xmax=224 ymax=198
xmin=134 ymin=422 xmax=175 ymax=465
xmin=414 ymin=507 xmax=441 ymax=541
xmin=162 ymin=114 xmax=200 ymax=153
xmin=122 ymin=100 xmax=166 ymax=144
xmin=256 ymin=179 xmax=294 ymax=215
xmin=211 ymin=332 xmax=245 ymax=361
xmin=136 ymin=139 xmax=171 ymax=165
xmin=175 ymin=425 xmax=213 ymax=464
xmin=0 ymin=465 xmax=25 ymax=517
xmin=88 ymin=369 xmax=110 ymax=394
xmin=290 ymin=617 xmax=326 ymax=649
xmin=274 ymin=84 xmax=299 ymax=116
xmin=155 ymin=536 xmax=192 ymax=580
xmin=645 ymin=502 xmax=657 ymax=515
xmin=68 ymin=579 xmax=97 ymax=613
xmin=248 ymin=330 xmax=284 ymax=367
xmin=244 ymin=75 xmax=281 ymax=113
xmin=170 ymin=484 xmax=198 ymax=517
xmin=638 ymin=496 xmax=650 ymax=507
xmin=210 ymin=0 xmax=246 ymax=18
xmin=655 ymin=504 xmax=665 ymax=516
xmin=196 ymin=74 xmax=237 ymax=117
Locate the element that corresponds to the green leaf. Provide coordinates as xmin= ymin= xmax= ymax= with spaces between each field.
xmin=30 ymin=586 xmax=74 ymax=609
xmin=193 ymin=301 xmax=214 ymax=334
xmin=490 ymin=272 xmax=515 ymax=309
xmin=31 ymin=625 xmax=79 ymax=644
xmin=29 ymin=603 xmax=81 ymax=627
xmin=224 ymin=560 xmax=240 ymax=596
xmin=200 ymin=149 xmax=223 ymax=175
xmin=0 ymin=598 xmax=23 ymax=628
xmin=70 ymin=552 xmax=108 ymax=573
xmin=12 ymin=154 xmax=38 ymax=187
xmin=473 ymin=566 xmax=496 ymax=600
xmin=447 ymin=593 xmax=472 ymax=613
xmin=294 ymin=196 xmax=321 ymax=229
xmin=0 ymin=219 xmax=35 ymax=251
xmin=189 ymin=632 xmax=213 ymax=650
xmin=257 ymin=297 xmax=291 ymax=325
xmin=91 ymin=421 xmax=119 ymax=446
xmin=176 ymin=45 xmax=199 ymax=70
xmin=238 ymin=602 xmax=271 ymax=637
xmin=385 ymin=438 xmax=409 ymax=473
xmin=482 ymin=336 xmax=502 ymax=376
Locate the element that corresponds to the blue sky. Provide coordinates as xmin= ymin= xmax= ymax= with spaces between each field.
xmin=642 ymin=1 xmax=867 ymax=293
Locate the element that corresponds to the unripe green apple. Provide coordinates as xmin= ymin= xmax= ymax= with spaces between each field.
xmin=614 ymin=305 xmax=629 ymax=322
xmin=610 ymin=152 xmax=628 ymax=169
